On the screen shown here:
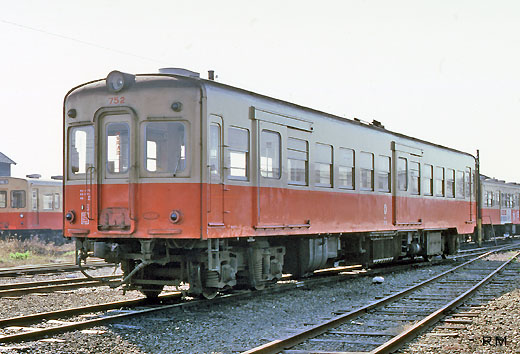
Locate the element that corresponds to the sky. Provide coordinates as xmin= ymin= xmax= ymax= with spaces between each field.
xmin=1 ymin=0 xmax=520 ymax=182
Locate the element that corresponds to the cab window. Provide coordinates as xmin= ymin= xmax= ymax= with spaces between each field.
xmin=145 ymin=122 xmax=186 ymax=175
xmin=107 ymin=122 xmax=130 ymax=174
xmin=0 ymin=191 xmax=6 ymax=208
xmin=11 ymin=190 xmax=26 ymax=208
xmin=70 ymin=126 xmax=94 ymax=176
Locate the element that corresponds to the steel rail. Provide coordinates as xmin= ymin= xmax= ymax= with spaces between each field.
xmin=0 ymin=262 xmax=424 ymax=344
xmin=369 ymin=250 xmax=520 ymax=354
xmin=0 ymin=292 xmax=182 ymax=342
xmin=0 ymin=243 xmax=515 ymax=346
xmin=0 ymin=275 xmax=121 ymax=297
xmin=240 ymin=245 xmax=520 ymax=354
xmin=0 ymin=260 xmax=111 ymax=277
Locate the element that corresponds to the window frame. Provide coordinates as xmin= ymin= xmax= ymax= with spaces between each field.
xmin=315 ymin=143 xmax=333 ymax=188
xmin=397 ymin=157 xmax=408 ymax=192
xmin=423 ymin=164 xmax=433 ymax=196
xmin=435 ymin=167 xmax=445 ymax=197
xmin=410 ymin=161 xmax=420 ymax=195
xmin=359 ymin=151 xmax=374 ymax=191
xmin=228 ymin=126 xmax=250 ymax=181
xmin=105 ymin=122 xmax=130 ymax=175
xmin=0 ymin=191 xmax=6 ymax=208
xmin=455 ymin=170 xmax=465 ymax=199
xmin=446 ymin=168 xmax=455 ymax=198
xmin=68 ymin=125 xmax=95 ymax=179
xmin=378 ymin=155 xmax=391 ymax=193
xmin=10 ymin=190 xmax=26 ymax=209
xmin=287 ymin=137 xmax=308 ymax=186
xmin=338 ymin=148 xmax=355 ymax=190
xmin=260 ymin=130 xmax=281 ymax=179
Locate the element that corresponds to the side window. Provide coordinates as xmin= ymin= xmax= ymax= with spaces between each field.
xmin=398 ymin=157 xmax=408 ymax=191
xmin=70 ymin=125 xmax=94 ymax=176
xmin=43 ymin=194 xmax=54 ymax=210
xmin=0 ymin=191 xmax=6 ymax=208
xmin=424 ymin=164 xmax=433 ymax=196
xmin=209 ymin=123 xmax=221 ymax=179
xmin=54 ymin=193 xmax=61 ymax=210
xmin=228 ymin=127 xmax=249 ymax=180
xmin=287 ymin=137 xmax=308 ymax=185
xmin=446 ymin=168 xmax=455 ymax=198
xmin=315 ymin=143 xmax=332 ymax=187
xmin=435 ymin=167 xmax=445 ymax=197
xmin=465 ymin=168 xmax=473 ymax=199
xmin=11 ymin=190 xmax=26 ymax=209
xmin=106 ymin=122 xmax=130 ymax=174
xmin=495 ymin=192 xmax=500 ymax=206
xmin=338 ymin=148 xmax=355 ymax=190
xmin=145 ymin=122 xmax=186 ymax=174
xmin=410 ymin=161 xmax=420 ymax=195
xmin=378 ymin=155 xmax=391 ymax=193
xmin=360 ymin=152 xmax=374 ymax=191
xmin=260 ymin=130 xmax=281 ymax=179
xmin=486 ymin=191 xmax=493 ymax=206
xmin=456 ymin=170 xmax=465 ymax=198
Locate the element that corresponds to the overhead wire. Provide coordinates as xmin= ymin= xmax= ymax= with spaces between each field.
xmin=0 ymin=18 xmax=167 ymax=65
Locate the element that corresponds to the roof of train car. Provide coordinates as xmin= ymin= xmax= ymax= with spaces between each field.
xmin=480 ymin=175 xmax=520 ymax=187
xmin=65 ymin=70 xmax=476 ymax=160
xmin=0 ymin=176 xmax=61 ymax=186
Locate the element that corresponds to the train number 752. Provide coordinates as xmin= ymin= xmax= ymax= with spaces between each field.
xmin=108 ymin=96 xmax=126 ymax=105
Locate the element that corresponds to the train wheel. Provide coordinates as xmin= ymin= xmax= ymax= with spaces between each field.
xmin=141 ymin=285 xmax=164 ymax=300
xmin=201 ymin=287 xmax=218 ymax=299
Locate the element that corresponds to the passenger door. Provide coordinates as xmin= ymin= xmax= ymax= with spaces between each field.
xmin=31 ymin=188 xmax=39 ymax=227
xmin=256 ymin=121 xmax=285 ymax=227
xmin=97 ymin=112 xmax=136 ymax=232
xmin=207 ymin=115 xmax=225 ymax=227
xmin=392 ymin=142 xmax=423 ymax=226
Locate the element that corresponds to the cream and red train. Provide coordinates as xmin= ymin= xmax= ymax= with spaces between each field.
xmin=63 ymin=68 xmax=477 ymax=298
xmin=479 ymin=176 xmax=520 ymax=239
xmin=0 ymin=176 xmax=62 ymax=242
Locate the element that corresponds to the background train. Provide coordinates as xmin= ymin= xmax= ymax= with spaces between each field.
xmin=479 ymin=176 xmax=520 ymax=239
xmin=63 ymin=68 xmax=502 ymax=298
xmin=0 ymin=175 xmax=63 ymax=243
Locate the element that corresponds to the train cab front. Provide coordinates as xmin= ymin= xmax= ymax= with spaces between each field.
xmin=63 ymin=70 xmax=203 ymax=297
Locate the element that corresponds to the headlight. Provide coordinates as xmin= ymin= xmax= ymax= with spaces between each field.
xmin=65 ymin=211 xmax=76 ymax=223
xmin=169 ymin=210 xmax=182 ymax=224
xmin=106 ymin=71 xmax=135 ymax=93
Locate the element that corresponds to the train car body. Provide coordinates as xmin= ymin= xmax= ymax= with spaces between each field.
xmin=63 ymin=69 xmax=477 ymax=297
xmin=0 ymin=176 xmax=62 ymax=242
xmin=480 ymin=176 xmax=520 ymax=238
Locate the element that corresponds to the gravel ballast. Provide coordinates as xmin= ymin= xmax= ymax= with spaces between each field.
xmin=0 ymin=257 xmax=517 ymax=354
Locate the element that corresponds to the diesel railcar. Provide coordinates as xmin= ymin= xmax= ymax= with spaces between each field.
xmin=479 ymin=176 xmax=520 ymax=239
xmin=63 ymin=68 xmax=477 ymax=298
xmin=0 ymin=176 xmax=62 ymax=242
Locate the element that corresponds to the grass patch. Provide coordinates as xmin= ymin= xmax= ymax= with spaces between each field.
xmin=0 ymin=239 xmax=75 ymax=267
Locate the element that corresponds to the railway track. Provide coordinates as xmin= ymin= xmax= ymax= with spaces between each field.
xmin=241 ymin=246 xmax=520 ymax=354
xmin=0 ymin=275 xmax=121 ymax=297
xmin=0 ymin=242 xmax=517 ymax=346
xmin=0 ymin=260 xmax=111 ymax=277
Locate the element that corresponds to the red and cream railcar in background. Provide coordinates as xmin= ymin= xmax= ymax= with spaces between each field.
xmin=0 ymin=176 xmax=62 ymax=242
xmin=479 ymin=176 xmax=520 ymax=239
xmin=63 ymin=69 xmax=477 ymax=298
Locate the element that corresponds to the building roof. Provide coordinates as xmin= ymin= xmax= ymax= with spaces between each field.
xmin=0 ymin=152 xmax=16 ymax=165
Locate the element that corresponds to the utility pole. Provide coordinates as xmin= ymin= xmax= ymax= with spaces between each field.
xmin=476 ymin=149 xmax=482 ymax=247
